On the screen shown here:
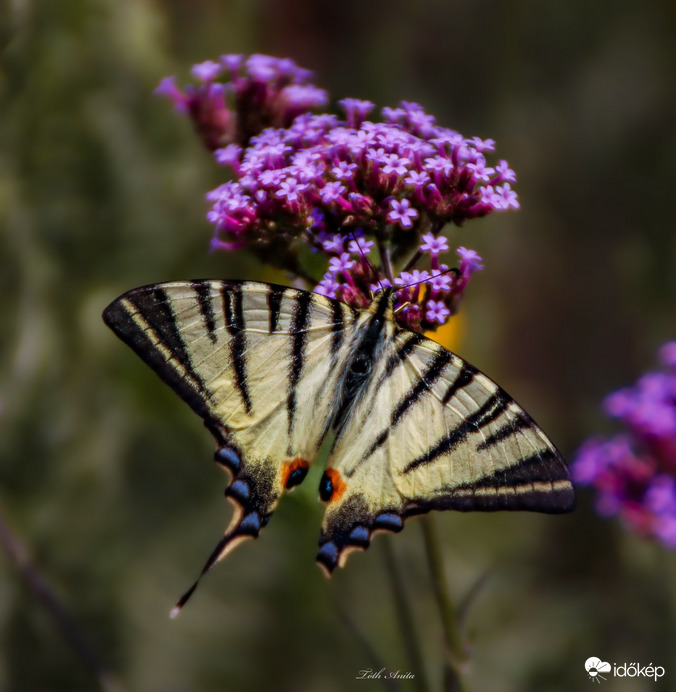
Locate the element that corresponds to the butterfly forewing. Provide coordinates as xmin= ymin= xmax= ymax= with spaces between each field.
xmin=317 ymin=313 xmax=574 ymax=572
xmin=103 ymin=280 xmax=359 ymax=593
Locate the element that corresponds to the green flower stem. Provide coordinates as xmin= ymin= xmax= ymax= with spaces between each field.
xmin=420 ymin=515 xmax=466 ymax=691
xmin=376 ymin=232 xmax=395 ymax=284
xmin=381 ymin=537 xmax=430 ymax=692
xmin=402 ymin=250 xmax=423 ymax=273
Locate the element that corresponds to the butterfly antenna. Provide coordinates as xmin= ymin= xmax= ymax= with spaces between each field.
xmin=397 ymin=266 xmax=460 ymax=292
xmin=348 ymin=229 xmax=393 ymax=298
xmin=392 ymin=266 xmax=461 ymax=315
xmin=347 ymin=230 xmax=383 ymax=294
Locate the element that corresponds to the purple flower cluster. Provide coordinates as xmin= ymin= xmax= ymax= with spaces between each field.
xmin=573 ymin=342 xmax=676 ymax=547
xmin=205 ymin=98 xmax=517 ymax=244
xmin=156 ymin=54 xmax=328 ymax=150
xmin=158 ymin=54 xmax=519 ymax=332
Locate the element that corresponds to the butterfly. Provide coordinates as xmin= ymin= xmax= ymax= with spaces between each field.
xmin=103 ymin=279 xmax=574 ymax=615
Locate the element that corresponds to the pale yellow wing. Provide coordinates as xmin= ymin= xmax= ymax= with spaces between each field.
xmin=317 ymin=329 xmax=574 ymax=573
xmin=103 ymin=280 xmax=358 ymax=609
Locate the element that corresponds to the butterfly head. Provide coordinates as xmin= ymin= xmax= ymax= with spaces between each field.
xmin=364 ymin=285 xmax=397 ymax=323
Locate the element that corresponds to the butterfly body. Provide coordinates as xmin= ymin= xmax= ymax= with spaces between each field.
xmin=332 ymin=288 xmax=395 ymax=431
xmin=103 ymin=279 xmax=574 ymax=609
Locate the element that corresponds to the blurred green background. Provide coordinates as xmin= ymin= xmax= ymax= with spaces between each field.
xmin=2 ymin=1 xmax=676 ymax=690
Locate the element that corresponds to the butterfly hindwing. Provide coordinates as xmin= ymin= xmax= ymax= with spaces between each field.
xmin=103 ymin=280 xmax=359 ymax=598
xmin=317 ymin=319 xmax=574 ymax=573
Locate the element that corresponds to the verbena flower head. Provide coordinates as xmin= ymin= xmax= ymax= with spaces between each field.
xmin=155 ymin=54 xmax=328 ymax=150
xmin=572 ymin=342 xmax=676 ymax=547
xmin=159 ymin=54 xmax=520 ymax=333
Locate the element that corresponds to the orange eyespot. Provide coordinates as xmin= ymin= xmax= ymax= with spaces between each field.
xmin=319 ymin=468 xmax=347 ymax=503
xmin=282 ymin=457 xmax=310 ymax=489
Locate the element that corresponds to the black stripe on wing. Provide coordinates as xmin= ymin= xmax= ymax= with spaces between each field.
xmin=475 ymin=410 xmax=534 ymax=451
xmin=266 ymin=285 xmax=283 ymax=333
xmin=442 ymin=363 xmax=477 ymax=404
xmin=222 ymin=283 xmax=252 ymax=415
xmin=193 ymin=280 xmax=218 ymax=344
xmin=401 ymin=390 xmax=512 ymax=474
xmin=102 ymin=287 xmax=213 ymax=421
xmin=391 ymin=350 xmax=453 ymax=426
xmin=287 ymin=290 xmax=312 ymax=438
xmin=420 ymin=448 xmax=576 ymax=513
xmin=316 ymin=447 xmax=574 ymax=574
xmin=349 ymin=349 xmax=454 ymax=475
xmin=380 ymin=333 xmax=425 ymax=383
xmin=330 ymin=300 xmax=346 ymax=362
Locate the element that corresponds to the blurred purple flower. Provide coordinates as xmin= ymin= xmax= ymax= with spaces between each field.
xmin=191 ymin=60 xmax=222 ymax=83
xmin=348 ymin=236 xmax=374 ymax=256
xmin=572 ymin=342 xmax=676 ymax=548
xmin=315 ymin=273 xmax=341 ymax=299
xmin=154 ymin=77 xmax=188 ymax=112
xmin=494 ymin=159 xmax=517 ymax=183
xmin=320 ymin=232 xmax=345 ymax=254
xmin=155 ymin=54 xmax=328 ymax=150
xmin=339 ymin=98 xmax=375 ymax=128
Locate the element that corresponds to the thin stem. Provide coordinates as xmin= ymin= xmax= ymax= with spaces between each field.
xmin=381 ymin=536 xmax=430 ymax=692
xmin=402 ymin=250 xmax=423 ymax=273
xmin=420 ymin=515 xmax=465 ymax=692
xmin=376 ymin=231 xmax=395 ymax=284
xmin=0 ymin=506 xmax=124 ymax=692
xmin=457 ymin=569 xmax=491 ymax=628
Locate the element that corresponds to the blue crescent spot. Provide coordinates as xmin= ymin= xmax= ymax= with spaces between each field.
xmin=373 ymin=513 xmax=403 ymax=531
xmin=238 ymin=512 xmax=261 ymax=533
xmin=216 ymin=446 xmax=241 ymax=471
xmin=317 ymin=541 xmax=339 ymax=566
xmin=348 ymin=525 xmax=370 ymax=543
xmin=229 ymin=479 xmax=250 ymax=502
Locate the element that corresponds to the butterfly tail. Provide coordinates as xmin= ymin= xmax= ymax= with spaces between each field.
xmin=169 ymin=505 xmax=263 ymax=618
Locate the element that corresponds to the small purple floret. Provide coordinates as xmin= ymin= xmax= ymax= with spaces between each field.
xmin=192 ymin=60 xmax=223 ymax=83
xmin=457 ymin=247 xmax=484 ymax=276
xmin=426 ymin=300 xmax=450 ymax=324
xmin=387 ymin=198 xmax=418 ymax=229
xmin=420 ymin=232 xmax=449 ymax=255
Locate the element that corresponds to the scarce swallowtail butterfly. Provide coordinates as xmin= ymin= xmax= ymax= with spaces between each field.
xmin=103 ymin=280 xmax=574 ymax=615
